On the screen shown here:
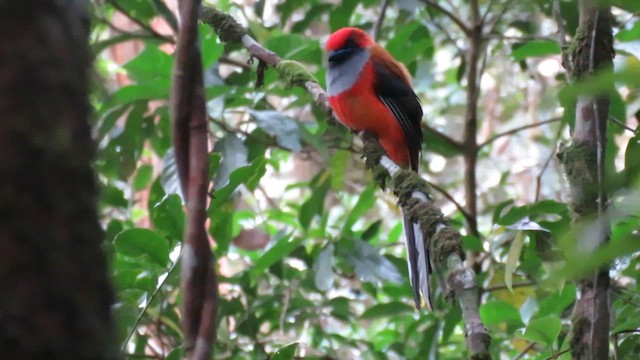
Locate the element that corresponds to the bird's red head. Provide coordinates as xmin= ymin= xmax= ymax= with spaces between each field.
xmin=326 ymin=27 xmax=374 ymax=52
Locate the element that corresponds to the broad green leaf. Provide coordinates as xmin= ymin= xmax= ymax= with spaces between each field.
xmin=214 ymin=134 xmax=248 ymax=188
xmin=133 ymin=164 xmax=153 ymax=191
xmin=386 ymin=22 xmax=433 ymax=65
xmin=343 ymin=239 xmax=402 ymax=284
xmin=512 ymin=40 xmax=561 ymax=61
xmin=537 ymin=284 xmax=576 ymax=317
xmin=160 ymin=148 xmax=182 ymax=199
xmin=519 ymin=315 xmax=561 ymax=345
xmin=249 ymin=110 xmax=302 ymax=152
xmin=114 ymin=228 xmax=170 ymax=266
xmin=111 ymin=0 xmax=156 ymax=21
xmin=313 ymin=244 xmax=335 ymax=291
xmin=329 ymin=0 xmax=357 ymax=31
xmin=480 ymin=301 xmax=523 ymax=327
xmin=360 ymin=301 xmax=413 ymax=320
xmin=505 ymin=231 xmax=525 ymax=291
xmin=299 ymin=171 xmax=331 ymax=230
xmin=200 ymin=23 xmax=224 ymax=68
xmin=625 ymin=135 xmax=640 ymax=184
xmin=123 ymin=45 xmax=173 ymax=82
xmin=251 ymin=232 xmax=302 ymax=279
xmin=271 ymin=343 xmax=298 ymax=360
xmin=343 ymin=184 xmax=376 ymax=234
xmin=330 ymin=149 xmax=350 ymax=190
xmin=210 ymin=156 xmax=267 ymax=209
xmin=150 ymin=194 xmax=185 ymax=241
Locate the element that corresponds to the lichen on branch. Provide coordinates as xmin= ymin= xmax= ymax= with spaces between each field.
xmin=199 ymin=7 xmax=245 ymax=43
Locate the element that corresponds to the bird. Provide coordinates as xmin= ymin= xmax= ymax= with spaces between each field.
xmin=325 ymin=27 xmax=431 ymax=309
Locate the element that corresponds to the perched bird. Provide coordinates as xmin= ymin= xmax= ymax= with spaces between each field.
xmin=325 ymin=27 xmax=431 ymax=309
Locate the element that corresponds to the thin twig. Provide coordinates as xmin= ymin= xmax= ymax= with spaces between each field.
xmin=107 ymin=0 xmax=175 ymax=43
xmin=610 ymin=115 xmax=636 ymax=133
xmin=513 ymin=341 xmax=537 ymax=360
xmin=479 ymin=117 xmax=562 ymax=149
xmin=545 ymin=348 xmax=571 ymax=360
xmin=121 ymin=252 xmax=183 ymax=351
xmin=372 ymin=0 xmax=390 ymax=42
xmin=426 ymin=180 xmax=474 ymax=226
xmin=481 ymin=281 xmax=534 ymax=293
xmin=419 ymin=0 xmax=471 ymax=35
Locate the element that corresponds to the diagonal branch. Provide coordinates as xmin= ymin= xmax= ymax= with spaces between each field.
xmin=419 ymin=0 xmax=472 ymax=35
xmin=107 ymin=0 xmax=175 ymax=43
xmin=372 ymin=0 xmax=390 ymax=42
xmin=171 ymin=1 xmax=217 ymax=359
xmin=478 ymin=117 xmax=562 ymax=149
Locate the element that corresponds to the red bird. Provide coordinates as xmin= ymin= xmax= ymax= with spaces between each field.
xmin=325 ymin=27 xmax=431 ymax=309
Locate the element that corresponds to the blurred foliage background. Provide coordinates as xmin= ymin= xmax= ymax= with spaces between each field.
xmin=90 ymin=0 xmax=640 ymax=359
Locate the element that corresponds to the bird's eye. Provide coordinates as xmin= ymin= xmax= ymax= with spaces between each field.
xmin=328 ymin=47 xmax=358 ymax=63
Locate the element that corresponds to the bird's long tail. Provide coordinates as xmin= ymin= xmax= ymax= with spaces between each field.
xmin=403 ymin=210 xmax=432 ymax=310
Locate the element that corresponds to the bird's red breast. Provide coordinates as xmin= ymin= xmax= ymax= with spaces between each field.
xmin=326 ymin=28 xmax=422 ymax=170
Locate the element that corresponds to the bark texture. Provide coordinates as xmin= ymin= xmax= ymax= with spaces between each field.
xmin=0 ymin=1 xmax=117 ymax=359
xmin=558 ymin=1 xmax=614 ymax=359
xmin=172 ymin=1 xmax=217 ymax=359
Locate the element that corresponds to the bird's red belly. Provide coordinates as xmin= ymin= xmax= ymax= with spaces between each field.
xmin=329 ymin=89 xmax=411 ymax=168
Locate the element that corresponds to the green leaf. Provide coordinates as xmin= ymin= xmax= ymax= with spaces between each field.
xmin=111 ymin=0 xmax=156 ymax=21
xmin=214 ymin=134 xmax=248 ymax=188
xmin=251 ymin=232 xmax=302 ymax=279
xmin=505 ymin=231 xmax=525 ymax=291
xmin=462 ymin=235 xmax=483 ymax=252
xmin=313 ymin=244 xmax=335 ymax=291
xmin=123 ymin=45 xmax=173 ymax=82
xmin=200 ymin=23 xmax=224 ymax=68
xmin=249 ymin=110 xmax=302 ymax=152
xmin=343 ymin=239 xmax=402 ymax=284
xmin=343 ymin=184 xmax=376 ymax=233
xmin=271 ymin=342 xmax=298 ymax=360
xmin=299 ymin=171 xmax=331 ymax=230
xmin=210 ymin=156 xmax=267 ymax=209
xmin=150 ymin=194 xmax=185 ymax=241
xmin=330 ymin=149 xmax=350 ymax=190
xmin=133 ymin=164 xmax=153 ymax=191
xmin=329 ymin=0 xmax=357 ymax=31
xmin=160 ymin=148 xmax=182 ymax=199
xmin=625 ymin=135 xmax=640 ymax=184
xmin=537 ymin=284 xmax=576 ymax=317
xmin=480 ymin=301 xmax=523 ymax=327
xmin=360 ymin=301 xmax=413 ymax=320
xmin=114 ymin=228 xmax=170 ymax=266
xmin=519 ymin=315 xmax=562 ymax=345
xmin=512 ymin=40 xmax=561 ymax=61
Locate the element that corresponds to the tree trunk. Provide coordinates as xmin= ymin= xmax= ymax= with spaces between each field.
xmin=0 ymin=1 xmax=117 ymax=359
xmin=558 ymin=1 xmax=614 ymax=359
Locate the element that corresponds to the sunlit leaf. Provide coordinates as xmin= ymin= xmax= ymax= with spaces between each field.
xmin=271 ymin=343 xmax=298 ymax=360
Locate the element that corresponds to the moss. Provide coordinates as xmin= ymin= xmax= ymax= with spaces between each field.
xmin=361 ymin=133 xmax=391 ymax=189
xmin=569 ymin=8 xmax=614 ymax=80
xmin=199 ymin=7 xmax=245 ymax=43
xmin=391 ymin=169 xmax=432 ymax=207
xmin=432 ymin=227 xmax=465 ymax=268
xmin=570 ymin=316 xmax=590 ymax=359
xmin=557 ymin=143 xmax=599 ymax=216
xmin=275 ymin=60 xmax=318 ymax=89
